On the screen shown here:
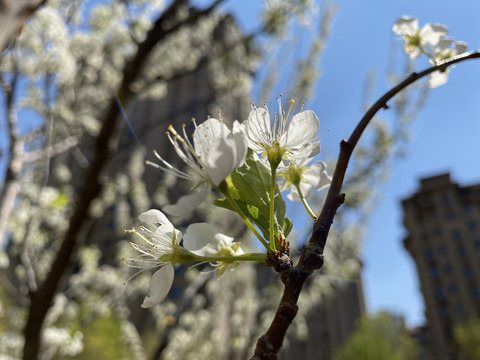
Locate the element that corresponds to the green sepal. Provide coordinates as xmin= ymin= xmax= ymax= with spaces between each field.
xmin=165 ymin=246 xmax=197 ymax=264
xmin=283 ymin=217 xmax=293 ymax=238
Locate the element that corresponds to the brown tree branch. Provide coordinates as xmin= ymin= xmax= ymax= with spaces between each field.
xmin=21 ymin=0 xmax=225 ymax=359
xmin=252 ymin=50 xmax=480 ymax=359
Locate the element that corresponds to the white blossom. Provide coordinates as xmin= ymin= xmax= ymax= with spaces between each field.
xmin=428 ymin=39 xmax=468 ymax=88
xmin=125 ymin=210 xmax=182 ymax=307
xmin=277 ymin=160 xmax=331 ymax=201
xmin=149 ymin=118 xmax=248 ymax=216
xmin=244 ymin=99 xmax=320 ymax=162
xmin=393 ymin=16 xmax=448 ymax=59
xmin=183 ymin=223 xmax=243 ymax=275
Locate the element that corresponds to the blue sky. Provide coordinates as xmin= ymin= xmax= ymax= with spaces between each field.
xmin=220 ymin=0 xmax=480 ymax=327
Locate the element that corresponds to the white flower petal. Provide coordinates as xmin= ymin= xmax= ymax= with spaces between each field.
xmin=163 ymin=183 xmax=211 ymax=217
xmin=139 ymin=209 xmax=171 ymax=226
xmin=420 ymin=23 xmax=448 ymax=46
xmin=141 ymin=265 xmax=175 ymax=308
xmin=303 ymin=161 xmax=331 ymax=191
xmin=289 ymin=141 xmax=320 ymax=161
xmin=246 ymin=108 xmax=272 ymax=146
xmin=202 ymin=137 xmax=236 ymax=186
xmin=435 ymin=38 xmax=455 ymax=53
xmin=232 ymin=120 xmax=245 ymax=135
xmin=183 ymin=222 xmax=222 ymax=256
xmin=192 ymin=118 xmax=247 ymax=186
xmin=407 ymin=47 xmax=422 ymax=60
xmin=428 ymin=71 xmax=448 ymax=88
xmin=282 ymin=110 xmax=319 ymax=148
xmin=230 ymin=123 xmax=248 ymax=167
xmin=455 ymin=41 xmax=468 ymax=55
xmin=193 ymin=118 xmax=230 ymax=161
xmin=392 ymin=17 xmax=418 ymax=36
xmin=139 ymin=209 xmax=178 ymax=241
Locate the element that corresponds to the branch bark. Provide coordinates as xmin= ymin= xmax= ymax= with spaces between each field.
xmin=21 ymin=0 xmax=225 ymax=359
xmin=252 ymin=51 xmax=480 ymax=359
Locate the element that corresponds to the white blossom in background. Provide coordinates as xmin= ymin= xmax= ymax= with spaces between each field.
xmin=277 ymin=160 xmax=331 ymax=201
xmin=392 ymin=16 xmax=448 ymax=59
xmin=148 ymin=118 xmax=248 ymax=217
xmin=42 ymin=328 xmax=84 ymax=357
xmin=428 ymin=39 xmax=468 ymax=88
xmin=183 ymin=223 xmax=244 ymax=275
xmin=244 ymin=99 xmax=320 ymax=163
xmin=125 ymin=209 xmax=182 ymax=308
xmin=18 ymin=7 xmax=76 ymax=85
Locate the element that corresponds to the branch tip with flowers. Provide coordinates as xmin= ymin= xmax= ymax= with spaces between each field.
xmin=123 ymin=15 xmax=480 ymax=360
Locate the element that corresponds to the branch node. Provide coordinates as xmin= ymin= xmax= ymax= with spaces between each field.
xmin=301 ymin=243 xmax=324 ymax=271
xmin=266 ymin=251 xmax=293 ymax=273
xmin=253 ymin=335 xmax=276 ymax=360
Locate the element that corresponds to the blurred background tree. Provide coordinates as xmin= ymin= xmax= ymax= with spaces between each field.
xmin=453 ymin=318 xmax=480 ymax=360
xmin=333 ymin=312 xmax=418 ymax=360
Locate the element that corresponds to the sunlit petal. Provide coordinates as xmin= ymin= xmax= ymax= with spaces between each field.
xmin=392 ymin=17 xmax=418 ymax=36
xmin=281 ymin=110 xmax=319 ymax=148
xmin=141 ymin=265 xmax=175 ymax=308
xmin=163 ymin=183 xmax=211 ymax=217
xmin=420 ymin=23 xmax=448 ymax=46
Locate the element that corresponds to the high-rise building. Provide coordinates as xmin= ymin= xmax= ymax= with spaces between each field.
xmin=402 ymin=173 xmax=480 ymax=360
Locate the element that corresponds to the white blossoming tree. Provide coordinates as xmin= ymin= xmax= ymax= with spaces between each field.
xmin=0 ymin=1 xmax=479 ymax=360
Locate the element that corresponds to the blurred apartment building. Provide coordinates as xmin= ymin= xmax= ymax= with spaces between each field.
xmin=402 ymin=173 xmax=480 ymax=360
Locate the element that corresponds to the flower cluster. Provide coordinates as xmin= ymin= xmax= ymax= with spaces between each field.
xmin=126 ymin=99 xmax=330 ymax=306
xmin=147 ymin=117 xmax=248 ymax=217
xmin=124 ymin=210 xmax=247 ymax=307
xmin=244 ymin=98 xmax=331 ymax=217
xmin=393 ymin=16 xmax=468 ymax=88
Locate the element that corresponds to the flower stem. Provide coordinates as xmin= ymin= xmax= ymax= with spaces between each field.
xmin=200 ymin=252 xmax=267 ymax=263
xmin=269 ymin=166 xmax=278 ymax=251
xmin=295 ymin=184 xmax=317 ymax=220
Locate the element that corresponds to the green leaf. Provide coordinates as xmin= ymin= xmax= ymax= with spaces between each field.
xmin=216 ymin=149 xmax=287 ymax=240
xmin=214 ymin=198 xmax=270 ymax=240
